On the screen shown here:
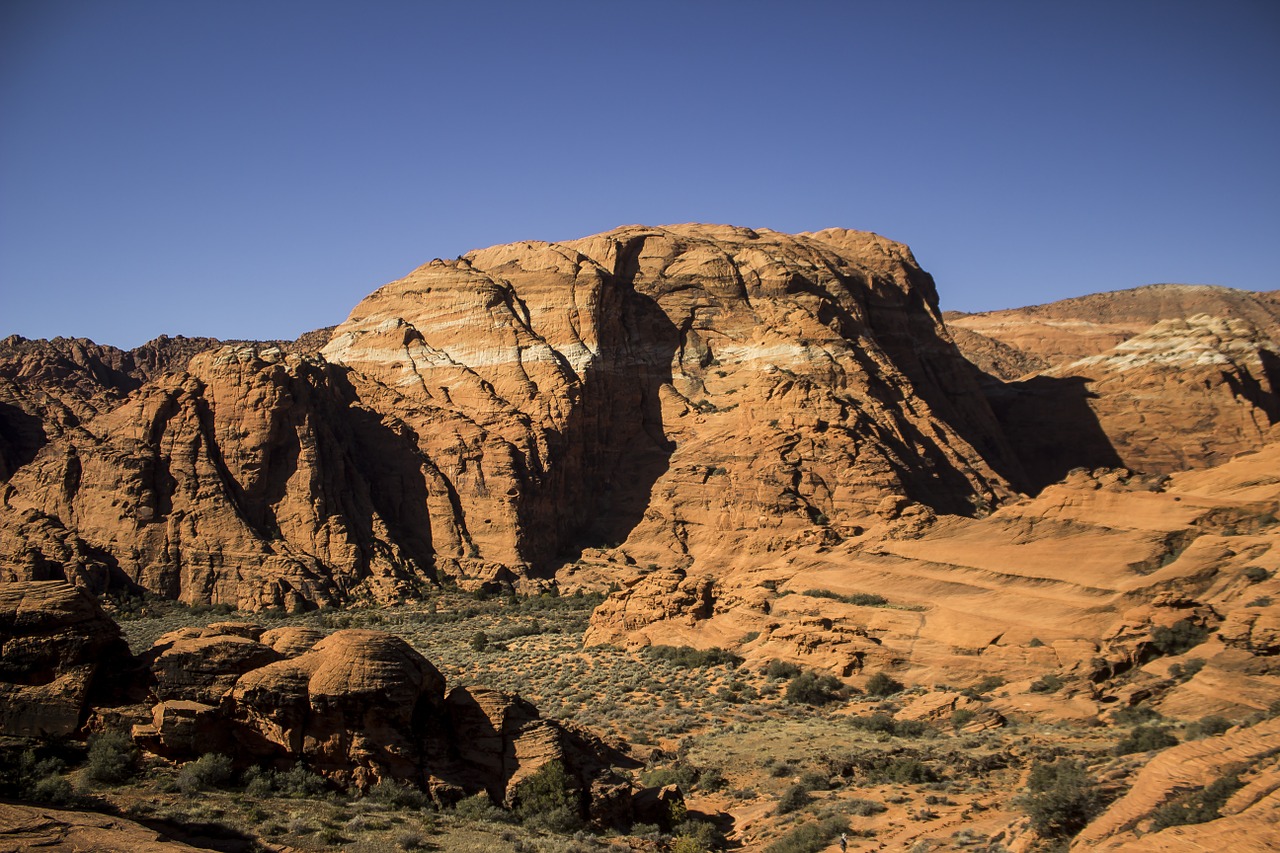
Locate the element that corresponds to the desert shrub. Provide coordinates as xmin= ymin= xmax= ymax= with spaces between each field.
xmin=243 ymin=763 xmax=328 ymax=797
xmin=764 ymin=660 xmax=803 ymax=680
xmin=1242 ymin=565 xmax=1271 ymax=583
xmin=1027 ymin=637 xmax=1046 ymax=647
xmin=847 ymin=797 xmax=887 ymax=816
xmin=453 ymin=791 xmax=512 ymax=823
xmin=177 ymin=752 xmax=233 ymax=793
xmin=965 ymin=675 xmax=1005 ymax=697
xmin=1150 ymin=619 xmax=1209 ymax=655
xmin=31 ymin=772 xmax=76 ymax=804
xmin=1186 ymin=715 xmax=1232 ymax=740
xmin=951 ymin=709 xmax=977 ymax=730
xmin=846 ymin=713 xmax=932 ymax=738
xmin=865 ymin=672 xmax=904 ymax=697
xmin=1111 ymin=704 xmax=1162 ymax=725
xmin=777 ymin=783 xmax=812 ymax=814
xmin=366 ymin=777 xmax=428 ymax=808
xmin=672 ymin=816 xmax=725 ymax=851
xmin=1168 ymin=658 xmax=1205 ymax=681
xmin=470 ymin=631 xmax=490 ymax=651
xmin=798 ymin=771 xmax=830 ymax=791
xmin=1150 ymin=770 xmax=1244 ymax=830
xmin=641 ymin=763 xmax=698 ymax=790
xmin=396 ymin=830 xmax=428 ymax=850
xmin=1022 ymin=758 xmax=1102 ymax=839
xmin=762 ymin=816 xmax=849 ymax=853
xmin=786 ymin=671 xmax=845 ymax=705
xmin=84 ymin=729 xmax=139 ymax=785
xmin=697 ymin=766 xmax=727 ymax=792
xmin=802 ymin=589 xmax=889 ymax=607
xmin=513 ymin=760 xmax=583 ymax=833
xmin=1029 ymin=673 xmax=1064 ymax=693
xmin=644 ymin=645 xmax=744 ymax=668
xmin=877 ymin=757 xmax=936 ymax=785
xmin=1115 ymin=725 xmax=1178 ymax=756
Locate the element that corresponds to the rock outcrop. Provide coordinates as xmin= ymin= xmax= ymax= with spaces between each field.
xmin=0 ymin=802 xmax=204 ymax=852
xmin=949 ymin=285 xmax=1280 ymax=487
xmin=2 ymin=224 xmax=1020 ymax=608
xmin=131 ymin=621 xmax=638 ymax=811
xmin=1075 ymin=716 xmax=1280 ymax=851
xmin=0 ymin=581 xmax=136 ymax=737
xmin=587 ymin=441 xmax=1280 ymax=720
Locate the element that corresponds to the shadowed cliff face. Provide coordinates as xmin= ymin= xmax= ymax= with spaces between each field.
xmin=0 ymin=224 xmax=1018 ymax=607
xmin=950 ymin=287 xmax=1280 ymax=482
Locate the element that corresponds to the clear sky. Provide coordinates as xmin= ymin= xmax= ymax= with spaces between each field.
xmin=2 ymin=0 xmax=1277 ymax=349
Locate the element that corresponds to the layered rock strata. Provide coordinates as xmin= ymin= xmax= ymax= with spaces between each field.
xmin=2 ymin=225 xmax=1019 ymax=607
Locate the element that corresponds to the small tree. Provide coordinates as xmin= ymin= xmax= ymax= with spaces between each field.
xmin=1023 ymin=758 xmax=1102 ymax=839
xmin=513 ymin=760 xmax=583 ymax=833
xmin=177 ymin=753 xmax=234 ymax=793
xmin=85 ymin=730 xmax=139 ymax=785
xmin=786 ymin=671 xmax=845 ymax=705
xmin=865 ymin=671 xmax=904 ymax=697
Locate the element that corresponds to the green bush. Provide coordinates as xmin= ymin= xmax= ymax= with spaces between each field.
xmin=764 ymin=660 xmax=803 ymax=680
xmin=777 ymin=783 xmax=812 ymax=814
xmin=513 ymin=760 xmax=583 ymax=833
xmin=1022 ymin=758 xmax=1102 ymax=839
xmin=864 ymin=672 xmax=904 ymax=697
xmin=644 ymin=645 xmax=744 ymax=668
xmin=177 ymin=752 xmax=234 ymax=793
xmin=244 ymin=763 xmax=329 ymax=797
xmin=1115 ymin=725 xmax=1178 ymax=756
xmin=847 ymin=797 xmax=887 ymax=816
xmin=1030 ymin=673 xmax=1064 ymax=693
xmin=1150 ymin=620 xmax=1209 ymax=655
xmin=366 ymin=777 xmax=428 ymax=808
xmin=1150 ymin=770 xmax=1244 ymax=830
xmin=802 ymin=589 xmax=888 ymax=607
xmin=1186 ymin=715 xmax=1232 ymax=740
xmin=762 ymin=817 xmax=850 ymax=853
xmin=452 ymin=791 xmax=512 ymax=823
xmin=470 ymin=631 xmax=490 ymax=652
xmin=1242 ymin=565 xmax=1270 ymax=583
xmin=786 ymin=671 xmax=845 ymax=705
xmin=1112 ymin=703 xmax=1162 ymax=725
xmin=84 ymin=730 xmax=139 ymax=785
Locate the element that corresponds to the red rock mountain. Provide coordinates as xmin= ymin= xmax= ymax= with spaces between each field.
xmin=0 ymin=229 xmax=1276 ymax=617
xmin=1 ymin=225 xmax=1025 ymax=608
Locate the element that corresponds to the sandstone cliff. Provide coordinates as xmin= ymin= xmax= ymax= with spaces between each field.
xmin=949 ymin=285 xmax=1280 ymax=487
xmin=2 ymin=224 xmax=1020 ymax=607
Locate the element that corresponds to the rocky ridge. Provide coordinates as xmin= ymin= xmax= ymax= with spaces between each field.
xmin=2 ymin=224 xmax=1023 ymax=608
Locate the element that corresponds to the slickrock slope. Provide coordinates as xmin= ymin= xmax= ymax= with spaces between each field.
xmin=0 ymin=802 xmax=204 ymax=852
xmin=2 ymin=224 xmax=1019 ymax=607
xmin=587 ymin=441 xmax=1280 ymax=721
xmin=948 ymin=285 xmax=1280 ymax=485
xmin=1075 ymin=716 xmax=1280 ymax=851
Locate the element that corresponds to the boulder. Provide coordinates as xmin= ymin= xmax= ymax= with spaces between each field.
xmin=0 ymin=581 xmax=136 ymax=737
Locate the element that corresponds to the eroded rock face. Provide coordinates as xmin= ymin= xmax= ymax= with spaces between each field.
xmin=949 ymin=285 xmax=1280 ymax=487
xmin=0 ymin=581 xmax=136 ymax=737
xmin=2 ymin=345 xmax=444 ymax=609
xmin=1076 ymin=716 xmax=1280 ymax=851
xmin=2 ymin=224 xmax=1018 ymax=608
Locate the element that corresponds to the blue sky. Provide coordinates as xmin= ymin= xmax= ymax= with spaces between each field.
xmin=2 ymin=0 xmax=1277 ymax=349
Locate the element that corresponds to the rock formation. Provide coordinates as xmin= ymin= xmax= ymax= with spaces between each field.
xmin=587 ymin=441 xmax=1280 ymax=723
xmin=948 ymin=284 xmax=1280 ymax=487
xmin=2 ymin=224 xmax=1022 ymax=608
xmin=0 ymin=580 xmax=639 ymax=822
xmin=0 ymin=581 xmax=137 ymax=737
xmin=1075 ymin=715 xmax=1280 ymax=850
